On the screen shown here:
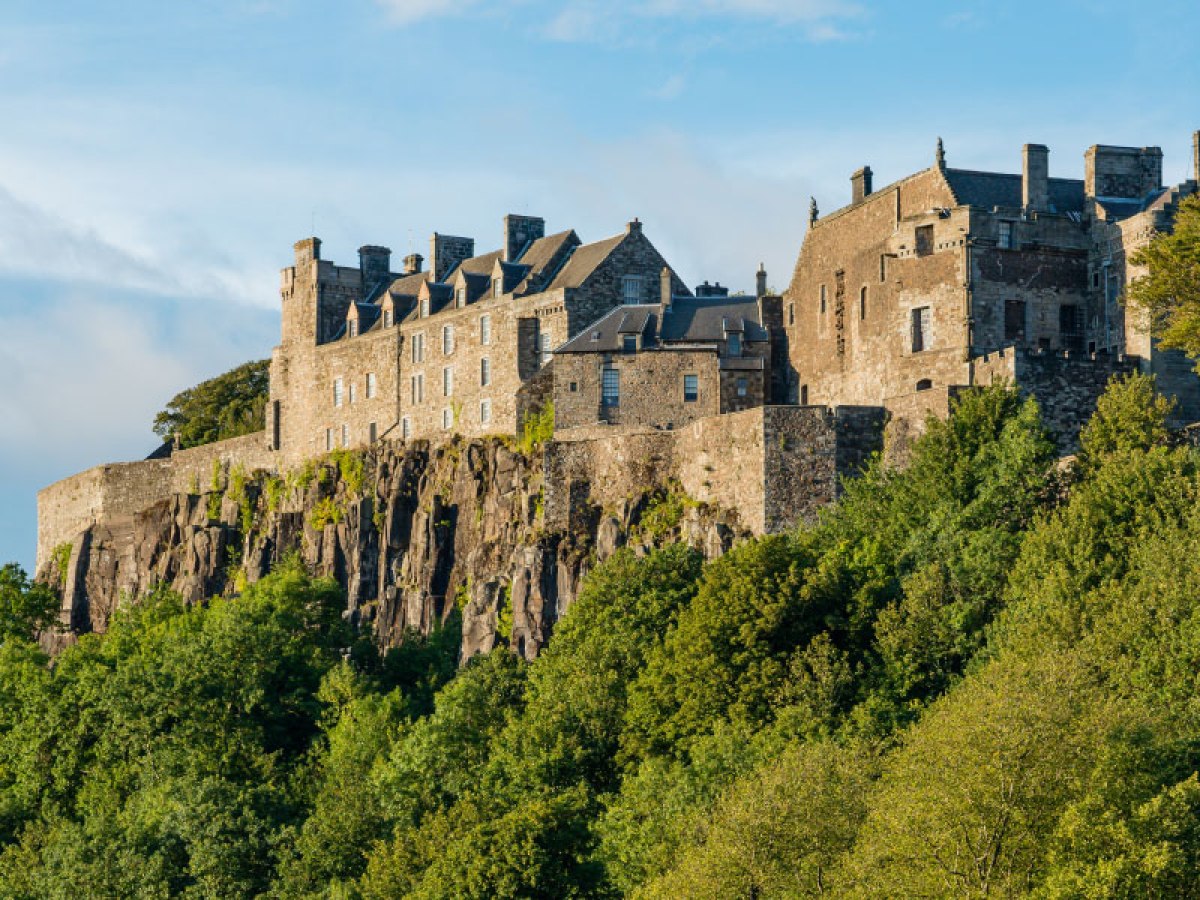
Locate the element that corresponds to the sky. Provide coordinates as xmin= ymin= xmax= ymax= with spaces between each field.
xmin=2 ymin=0 xmax=1198 ymax=571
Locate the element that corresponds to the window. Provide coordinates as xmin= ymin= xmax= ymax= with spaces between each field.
xmin=540 ymin=332 xmax=552 ymax=366
xmin=440 ymin=407 xmax=451 ymax=429
xmin=420 ymin=296 xmax=429 ymax=317
xmin=569 ymin=381 xmax=578 ymax=392
xmin=622 ymin=276 xmax=644 ymax=304
xmin=819 ymin=284 xmax=827 ymax=314
xmin=402 ymin=417 xmax=411 ymax=439
xmin=915 ymin=224 xmax=934 ymax=256
xmin=800 ymin=385 xmax=809 ymax=405
xmin=601 ymin=368 xmax=620 ymax=407
xmin=349 ymin=383 xmax=356 ymax=404
xmin=736 ymin=377 xmax=748 ymax=398
xmin=410 ymin=373 xmax=424 ymax=404
xmin=493 ymin=278 xmax=503 ymax=298
xmin=480 ymin=357 xmax=491 ymax=387
xmin=1005 ymin=299 xmax=1026 ymax=342
xmin=911 ymin=306 xmax=931 ymax=352
xmin=366 ymin=372 xmax=376 ymax=399
xmin=727 ymin=333 xmax=742 ymax=356
xmin=879 ymin=254 xmax=888 ymax=282
xmin=271 ymin=400 xmax=280 ymax=450
xmin=622 ymin=335 xmax=637 ymax=355
xmin=916 ymin=378 xmax=933 ymax=392
xmin=683 ymin=374 xmax=698 ymax=402
xmin=480 ymin=399 xmax=492 ymax=424
xmin=383 ymin=309 xmax=393 ymax=328
xmin=998 ymin=221 xmax=1013 ymax=250
xmin=348 ymin=319 xmax=358 ymax=338
xmin=341 ymin=423 xmax=348 ymax=447
xmin=1059 ymin=304 xmax=1083 ymax=352
xmin=788 ymin=302 xmax=795 ymax=326
xmin=442 ymin=325 xmax=455 ymax=355
xmin=456 ymin=286 xmax=466 ymax=308
xmin=859 ymin=286 xmax=867 ymax=320
xmin=333 ymin=378 xmax=344 ymax=407
xmin=1092 ymin=271 xmax=1101 ymax=289
xmin=369 ymin=421 xmax=377 ymax=442
xmin=325 ymin=428 xmax=333 ymax=451
xmin=411 ymin=333 xmax=425 ymax=363
xmin=443 ymin=367 xmax=453 ymax=397
xmin=480 ymin=314 xmax=492 ymax=345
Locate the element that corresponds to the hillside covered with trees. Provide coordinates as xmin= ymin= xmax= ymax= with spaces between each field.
xmin=2 ymin=373 xmax=1199 ymax=897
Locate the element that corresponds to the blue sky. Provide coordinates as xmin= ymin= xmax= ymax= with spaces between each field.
xmin=2 ymin=0 xmax=1198 ymax=571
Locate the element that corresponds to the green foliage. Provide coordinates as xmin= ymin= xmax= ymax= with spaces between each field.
xmin=518 ymin=401 xmax=555 ymax=455
xmin=633 ymin=485 xmax=691 ymax=541
xmin=309 ymin=497 xmax=344 ymax=531
xmin=328 ymin=448 xmax=366 ymax=496
xmin=0 ymin=564 xmax=59 ymax=645
xmin=1078 ymin=370 xmax=1175 ymax=469
xmin=152 ymin=359 xmax=270 ymax=449
xmin=50 ymin=543 xmax=71 ymax=586
xmin=1125 ymin=193 xmax=1200 ymax=367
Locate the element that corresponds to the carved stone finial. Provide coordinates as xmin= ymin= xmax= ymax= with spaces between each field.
xmin=936 ymin=136 xmax=946 ymax=168
xmin=809 ymin=196 xmax=819 ymax=225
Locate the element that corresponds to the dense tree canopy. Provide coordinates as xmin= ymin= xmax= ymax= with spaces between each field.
xmin=1126 ymin=193 xmax=1200 ymax=366
xmin=152 ymin=359 xmax=270 ymax=450
xmin=5 ymin=378 xmax=1200 ymax=895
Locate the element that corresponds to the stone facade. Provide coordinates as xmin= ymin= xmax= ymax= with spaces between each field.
xmin=785 ymin=134 xmax=1200 ymax=447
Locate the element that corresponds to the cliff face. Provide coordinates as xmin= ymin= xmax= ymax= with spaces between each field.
xmin=39 ymin=438 xmax=745 ymax=659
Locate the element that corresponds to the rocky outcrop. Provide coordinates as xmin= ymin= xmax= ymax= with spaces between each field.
xmin=39 ymin=438 xmax=746 ymax=659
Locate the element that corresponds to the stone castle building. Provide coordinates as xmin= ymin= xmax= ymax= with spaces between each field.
xmin=36 ymin=131 xmax=1200 ymax=579
xmin=783 ymin=134 xmax=1200 ymax=445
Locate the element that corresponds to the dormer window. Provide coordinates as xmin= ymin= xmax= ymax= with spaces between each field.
xmin=456 ymin=286 xmax=466 ymax=308
xmin=727 ymin=333 xmax=742 ymax=356
xmin=420 ymin=297 xmax=429 ymax=318
xmin=348 ymin=319 xmax=358 ymax=338
xmin=493 ymin=278 xmax=503 ymax=298
xmin=383 ymin=309 xmax=393 ymax=328
xmin=622 ymin=335 xmax=637 ymax=354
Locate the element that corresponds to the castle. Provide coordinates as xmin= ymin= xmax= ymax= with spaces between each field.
xmin=37 ymin=132 xmax=1200 ymax=577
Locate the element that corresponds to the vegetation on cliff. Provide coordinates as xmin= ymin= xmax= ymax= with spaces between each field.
xmin=153 ymin=359 xmax=270 ymax=450
xmin=3 ymin=374 xmax=1200 ymax=896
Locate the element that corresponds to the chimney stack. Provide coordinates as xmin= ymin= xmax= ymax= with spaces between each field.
xmin=851 ymin=166 xmax=873 ymax=204
xmin=358 ymin=245 xmax=391 ymax=292
xmin=294 ymin=236 xmax=321 ymax=266
xmin=660 ymin=267 xmax=672 ymax=308
xmin=403 ymin=253 xmax=424 ymax=275
xmin=1022 ymin=144 xmax=1049 ymax=212
xmin=503 ymin=214 xmax=545 ymax=262
xmin=755 ymin=263 xmax=767 ymax=299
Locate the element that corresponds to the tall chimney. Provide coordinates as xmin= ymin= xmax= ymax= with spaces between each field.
xmin=851 ymin=166 xmax=873 ymax=204
xmin=358 ymin=245 xmax=391 ymax=292
xmin=755 ymin=263 xmax=767 ymax=299
xmin=403 ymin=253 xmax=424 ymax=275
xmin=1023 ymin=144 xmax=1049 ymax=211
xmin=660 ymin=266 xmax=672 ymax=308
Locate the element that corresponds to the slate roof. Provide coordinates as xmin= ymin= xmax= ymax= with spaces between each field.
xmin=448 ymin=249 xmax=504 ymax=280
xmin=386 ymin=271 xmax=428 ymax=298
xmin=353 ymin=301 xmax=382 ymax=331
xmin=515 ymin=229 xmax=578 ymax=289
xmin=943 ymin=168 xmax=1086 ymax=213
xmin=556 ymin=295 xmax=769 ymax=354
xmin=546 ymin=233 xmax=627 ymax=292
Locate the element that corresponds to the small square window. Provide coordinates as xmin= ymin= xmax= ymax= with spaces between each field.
xmin=622 ymin=335 xmax=637 ymax=354
xmin=569 ymin=381 xmax=578 ymax=392
xmin=683 ymin=374 xmax=698 ymax=402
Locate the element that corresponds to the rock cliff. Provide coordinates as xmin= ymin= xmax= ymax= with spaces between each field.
xmin=39 ymin=438 xmax=745 ymax=659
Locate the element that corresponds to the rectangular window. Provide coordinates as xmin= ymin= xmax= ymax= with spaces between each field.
xmin=420 ymin=297 xmax=429 ymax=317
xmin=1005 ymin=299 xmax=1026 ymax=341
xmin=402 ymin=417 xmax=411 ymax=439
xmin=366 ymin=372 xmax=376 ymax=399
xmin=325 ymin=428 xmax=333 ymax=452
xmin=736 ymin=377 xmax=748 ymax=398
xmin=369 ymin=422 xmax=377 ymax=442
xmin=860 ymin=286 xmax=867 ymax=320
xmin=348 ymin=319 xmax=358 ymax=338
xmin=915 ymin=224 xmax=934 ymax=256
xmin=480 ymin=314 xmax=492 ymax=345
xmin=493 ymin=278 xmax=503 ymax=298
xmin=911 ymin=306 xmax=931 ymax=352
xmin=456 ymin=286 xmax=466 ymax=307
xmin=540 ymin=332 xmax=552 ymax=366
xmin=443 ymin=408 xmax=453 ymax=429
xmin=443 ymin=366 xmax=453 ymax=397
xmin=998 ymin=221 xmax=1013 ymax=250
xmin=683 ymin=374 xmax=698 ymax=402
xmin=333 ymin=377 xmax=344 ymax=408
xmin=480 ymin=357 xmax=491 ymax=387
xmin=622 ymin=335 xmax=637 ymax=354
xmin=443 ymin=325 xmax=454 ymax=355
xmin=383 ymin=309 xmax=393 ymax=328
xmin=819 ymin=284 xmax=827 ymax=314
xmin=480 ymin=399 xmax=492 ymax=424
xmin=879 ymin=254 xmax=887 ymax=282
xmin=788 ymin=302 xmax=795 ymax=326
xmin=411 ymin=373 xmax=424 ymax=404
xmin=622 ymin=276 xmax=644 ymax=304
xmin=727 ymin=333 xmax=741 ymax=356
xmin=1059 ymin=304 xmax=1083 ymax=352
xmin=601 ymin=368 xmax=620 ymax=407
xmin=341 ymin=423 xmax=349 ymax=447
xmin=349 ymin=383 xmax=357 ymax=404
xmin=569 ymin=381 xmax=578 ymax=392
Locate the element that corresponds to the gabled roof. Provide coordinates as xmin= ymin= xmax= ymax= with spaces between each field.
xmin=447 ymin=249 xmax=504 ymax=281
xmin=349 ymin=301 xmax=382 ymax=331
xmin=386 ymin=271 xmax=428 ymax=298
xmin=556 ymin=295 xmax=769 ymax=354
xmin=401 ymin=282 xmax=453 ymax=323
xmin=513 ymin=229 xmax=579 ymax=292
xmin=452 ymin=269 xmax=492 ymax=305
xmin=546 ymin=233 xmax=627 ymax=292
xmin=943 ymin=168 xmax=1085 ymax=214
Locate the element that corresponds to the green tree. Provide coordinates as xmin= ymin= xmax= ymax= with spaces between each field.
xmin=1078 ymin=371 xmax=1174 ymax=471
xmin=1125 ymin=193 xmax=1200 ymax=366
xmin=152 ymin=359 xmax=270 ymax=449
xmin=0 ymin=564 xmax=59 ymax=644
